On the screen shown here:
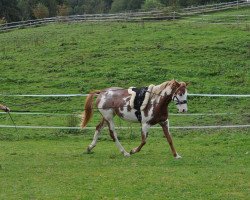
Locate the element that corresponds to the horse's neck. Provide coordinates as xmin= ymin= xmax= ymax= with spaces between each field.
xmin=150 ymin=90 xmax=172 ymax=109
xmin=160 ymin=94 xmax=172 ymax=106
xmin=150 ymin=83 xmax=177 ymax=108
xmin=152 ymin=82 xmax=167 ymax=95
xmin=152 ymin=82 xmax=174 ymax=97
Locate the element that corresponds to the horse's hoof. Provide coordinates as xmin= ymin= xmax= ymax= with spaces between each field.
xmin=174 ymin=154 xmax=182 ymax=159
xmin=123 ymin=152 xmax=131 ymax=157
xmin=86 ymin=147 xmax=92 ymax=154
xmin=130 ymin=147 xmax=138 ymax=155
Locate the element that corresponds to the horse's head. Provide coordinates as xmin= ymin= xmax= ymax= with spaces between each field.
xmin=172 ymin=82 xmax=189 ymax=113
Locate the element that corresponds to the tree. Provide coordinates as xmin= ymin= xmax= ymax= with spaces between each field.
xmin=110 ymin=0 xmax=127 ymax=13
xmin=40 ymin=0 xmax=58 ymax=16
xmin=33 ymin=3 xmax=49 ymax=19
xmin=110 ymin=0 xmax=144 ymax=13
xmin=18 ymin=0 xmax=32 ymax=20
xmin=0 ymin=0 xmax=20 ymax=22
xmin=57 ymin=4 xmax=71 ymax=16
xmin=103 ymin=0 xmax=113 ymax=12
xmin=83 ymin=0 xmax=107 ymax=14
xmin=126 ymin=0 xmax=144 ymax=11
xmin=0 ymin=17 xmax=7 ymax=24
xmin=73 ymin=5 xmax=85 ymax=14
xmin=142 ymin=0 xmax=164 ymax=11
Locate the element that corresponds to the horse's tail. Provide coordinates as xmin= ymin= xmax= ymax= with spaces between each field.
xmin=81 ymin=90 xmax=101 ymax=128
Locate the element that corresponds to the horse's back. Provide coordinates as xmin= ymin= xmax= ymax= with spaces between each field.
xmin=96 ymin=87 xmax=130 ymax=109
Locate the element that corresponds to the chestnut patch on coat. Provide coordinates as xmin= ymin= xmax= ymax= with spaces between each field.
xmin=127 ymin=105 xmax=132 ymax=112
xmin=148 ymin=96 xmax=171 ymax=125
xmin=143 ymin=101 xmax=152 ymax=118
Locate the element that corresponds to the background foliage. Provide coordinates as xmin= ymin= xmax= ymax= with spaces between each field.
xmin=0 ymin=0 xmax=240 ymax=22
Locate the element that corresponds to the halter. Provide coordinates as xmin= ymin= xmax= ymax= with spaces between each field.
xmin=172 ymin=95 xmax=187 ymax=105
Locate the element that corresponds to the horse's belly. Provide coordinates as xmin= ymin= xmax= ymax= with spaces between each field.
xmin=118 ymin=109 xmax=139 ymax=122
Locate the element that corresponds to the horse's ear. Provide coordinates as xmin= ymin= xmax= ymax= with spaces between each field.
xmin=185 ymin=82 xmax=190 ymax=87
xmin=171 ymin=79 xmax=178 ymax=84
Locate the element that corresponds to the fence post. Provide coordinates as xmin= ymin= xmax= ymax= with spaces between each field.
xmin=237 ymin=0 xmax=239 ymax=27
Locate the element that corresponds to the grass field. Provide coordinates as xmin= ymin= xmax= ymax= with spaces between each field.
xmin=1 ymin=129 xmax=249 ymax=199
xmin=0 ymin=7 xmax=249 ymax=199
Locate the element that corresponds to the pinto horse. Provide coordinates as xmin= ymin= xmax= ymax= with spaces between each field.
xmin=81 ymin=80 xmax=188 ymax=158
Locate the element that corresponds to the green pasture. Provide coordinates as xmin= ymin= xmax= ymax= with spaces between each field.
xmin=1 ymin=129 xmax=249 ymax=199
xmin=0 ymin=7 xmax=249 ymax=199
xmin=186 ymin=6 xmax=250 ymax=23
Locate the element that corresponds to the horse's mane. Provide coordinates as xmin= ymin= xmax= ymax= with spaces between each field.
xmin=151 ymin=80 xmax=176 ymax=95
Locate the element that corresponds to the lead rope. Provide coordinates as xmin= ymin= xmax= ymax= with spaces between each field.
xmin=8 ymin=112 xmax=18 ymax=133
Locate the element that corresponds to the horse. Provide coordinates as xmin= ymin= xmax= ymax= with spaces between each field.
xmin=81 ymin=80 xmax=188 ymax=159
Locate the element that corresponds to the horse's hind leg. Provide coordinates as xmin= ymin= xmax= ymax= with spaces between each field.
xmin=106 ymin=119 xmax=130 ymax=157
xmin=87 ymin=118 xmax=106 ymax=153
xmin=130 ymin=123 xmax=150 ymax=155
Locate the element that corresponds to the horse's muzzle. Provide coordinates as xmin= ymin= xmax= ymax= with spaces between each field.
xmin=179 ymin=108 xmax=187 ymax=113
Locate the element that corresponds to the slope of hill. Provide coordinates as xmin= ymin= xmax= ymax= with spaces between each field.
xmin=0 ymin=7 xmax=249 ymax=200
xmin=0 ymin=7 xmax=249 ymax=134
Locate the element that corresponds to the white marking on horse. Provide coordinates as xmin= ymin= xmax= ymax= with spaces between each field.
xmin=119 ymin=101 xmax=138 ymax=122
xmin=162 ymin=85 xmax=172 ymax=96
xmin=176 ymin=90 xmax=188 ymax=113
xmin=141 ymin=105 xmax=154 ymax=123
xmin=98 ymin=95 xmax=106 ymax=108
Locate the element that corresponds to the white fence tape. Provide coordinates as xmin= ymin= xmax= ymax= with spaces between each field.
xmin=1 ymin=93 xmax=250 ymax=97
xmin=0 ymin=112 xmax=77 ymax=116
xmin=0 ymin=124 xmax=249 ymax=130
xmin=0 ymin=94 xmax=88 ymax=97
xmin=188 ymin=93 xmax=250 ymax=97
xmin=0 ymin=92 xmax=249 ymax=130
xmin=0 ymin=112 xmax=248 ymax=116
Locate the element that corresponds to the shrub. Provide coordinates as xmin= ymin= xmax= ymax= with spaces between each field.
xmin=57 ymin=4 xmax=71 ymax=16
xmin=142 ymin=0 xmax=164 ymax=11
xmin=0 ymin=17 xmax=7 ymax=24
xmin=33 ymin=3 xmax=49 ymax=19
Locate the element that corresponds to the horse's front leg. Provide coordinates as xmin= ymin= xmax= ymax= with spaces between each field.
xmin=159 ymin=120 xmax=181 ymax=159
xmin=130 ymin=123 xmax=150 ymax=155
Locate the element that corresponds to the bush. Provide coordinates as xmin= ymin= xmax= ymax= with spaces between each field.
xmin=0 ymin=17 xmax=7 ymax=24
xmin=33 ymin=3 xmax=49 ymax=19
xmin=57 ymin=4 xmax=71 ymax=16
xmin=163 ymin=6 xmax=181 ymax=15
xmin=142 ymin=0 xmax=164 ymax=11
xmin=110 ymin=0 xmax=127 ymax=13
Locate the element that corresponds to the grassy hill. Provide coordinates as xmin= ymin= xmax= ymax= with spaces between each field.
xmin=0 ymin=7 xmax=249 ymax=199
xmin=0 ymin=7 xmax=249 ymax=131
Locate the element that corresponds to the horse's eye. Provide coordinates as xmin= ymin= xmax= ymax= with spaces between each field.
xmin=180 ymin=94 xmax=183 ymax=96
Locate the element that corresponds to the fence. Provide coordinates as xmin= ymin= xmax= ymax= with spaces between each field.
xmin=0 ymin=93 xmax=249 ymax=130
xmin=0 ymin=11 xmax=176 ymax=32
xmin=181 ymin=0 xmax=249 ymax=15
xmin=0 ymin=0 xmax=249 ymax=32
